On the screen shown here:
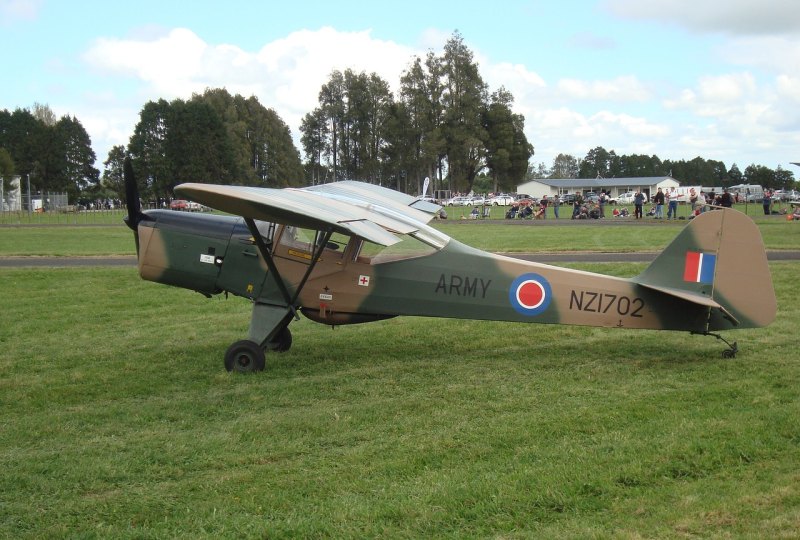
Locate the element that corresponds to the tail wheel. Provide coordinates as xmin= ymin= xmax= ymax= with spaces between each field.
xmin=224 ymin=340 xmax=266 ymax=372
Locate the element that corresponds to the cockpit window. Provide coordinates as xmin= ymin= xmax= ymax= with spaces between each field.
xmin=278 ymin=227 xmax=351 ymax=261
xmin=357 ymin=228 xmax=447 ymax=264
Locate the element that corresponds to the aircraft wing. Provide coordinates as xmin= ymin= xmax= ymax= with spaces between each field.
xmin=174 ymin=182 xmax=434 ymax=247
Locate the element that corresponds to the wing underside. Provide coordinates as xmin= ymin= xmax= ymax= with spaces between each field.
xmin=174 ymin=182 xmax=441 ymax=247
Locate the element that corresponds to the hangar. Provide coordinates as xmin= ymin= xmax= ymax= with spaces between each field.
xmin=516 ymin=176 xmax=680 ymax=201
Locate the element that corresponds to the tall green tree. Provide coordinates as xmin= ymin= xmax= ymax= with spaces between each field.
xmin=579 ymin=146 xmax=618 ymax=178
xmin=166 ymin=98 xmax=233 ymax=189
xmin=397 ymin=52 xmax=446 ymax=193
xmin=55 ymin=115 xmax=99 ymax=199
xmin=128 ymin=99 xmax=171 ymax=200
xmin=196 ymin=89 xmax=303 ymax=186
xmin=440 ymin=31 xmax=488 ymax=193
xmin=300 ymin=108 xmax=329 ymax=185
xmin=728 ymin=163 xmax=743 ymax=185
xmin=102 ymin=145 xmax=127 ymax=200
xmin=551 ymin=153 xmax=580 ymax=178
xmin=319 ymin=70 xmax=346 ymax=181
xmin=483 ymin=87 xmax=533 ymax=192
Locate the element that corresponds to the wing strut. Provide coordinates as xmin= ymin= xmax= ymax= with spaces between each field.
xmin=243 ymin=218 xmax=333 ymax=319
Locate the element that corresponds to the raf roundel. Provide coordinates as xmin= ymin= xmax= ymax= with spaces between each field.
xmin=509 ymin=273 xmax=552 ymax=316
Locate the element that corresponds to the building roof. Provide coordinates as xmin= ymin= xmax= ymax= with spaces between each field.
xmin=523 ymin=176 xmax=678 ymax=189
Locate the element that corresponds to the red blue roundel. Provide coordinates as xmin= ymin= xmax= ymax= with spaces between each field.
xmin=509 ymin=273 xmax=552 ymax=316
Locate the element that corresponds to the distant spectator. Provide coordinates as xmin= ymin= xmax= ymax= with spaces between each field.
xmin=634 ymin=190 xmax=646 ymax=219
xmin=720 ymin=189 xmax=733 ymax=208
xmin=652 ymin=188 xmax=665 ymax=219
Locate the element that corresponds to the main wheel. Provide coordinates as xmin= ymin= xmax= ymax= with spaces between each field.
xmin=224 ymin=340 xmax=266 ymax=372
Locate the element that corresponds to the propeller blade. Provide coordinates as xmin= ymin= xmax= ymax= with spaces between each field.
xmin=123 ymin=156 xmax=141 ymax=231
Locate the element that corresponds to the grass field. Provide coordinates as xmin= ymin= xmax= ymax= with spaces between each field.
xmin=1 ymin=211 xmax=799 ymax=256
xmin=1 ymin=223 xmax=799 ymax=537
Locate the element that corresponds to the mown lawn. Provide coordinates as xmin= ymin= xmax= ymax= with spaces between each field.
xmin=1 ymin=211 xmax=798 ymax=256
xmin=1 ymin=262 xmax=798 ymax=537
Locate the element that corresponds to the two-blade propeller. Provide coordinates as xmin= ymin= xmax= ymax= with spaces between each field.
xmin=123 ymin=157 xmax=148 ymax=254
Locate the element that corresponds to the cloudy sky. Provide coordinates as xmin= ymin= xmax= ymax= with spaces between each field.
xmin=2 ymin=0 xmax=800 ymax=174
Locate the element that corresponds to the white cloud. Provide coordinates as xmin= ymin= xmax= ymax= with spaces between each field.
xmin=604 ymin=0 xmax=800 ymax=36
xmin=82 ymin=26 xmax=419 ymax=164
xmin=78 ymin=25 xmax=800 ymax=172
xmin=0 ymin=0 xmax=40 ymax=25
xmin=721 ymin=36 xmax=800 ymax=74
xmin=556 ymin=76 xmax=651 ymax=102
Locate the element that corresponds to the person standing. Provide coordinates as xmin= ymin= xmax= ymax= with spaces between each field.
xmin=552 ymin=193 xmax=560 ymax=219
xmin=634 ymin=190 xmax=645 ymax=219
xmin=539 ymin=195 xmax=548 ymax=219
xmin=652 ymin=188 xmax=665 ymax=219
xmin=720 ymin=189 xmax=733 ymax=208
xmin=666 ymin=187 xmax=679 ymax=220
xmin=763 ymin=190 xmax=772 ymax=215
xmin=599 ymin=191 xmax=607 ymax=218
xmin=572 ymin=191 xmax=584 ymax=219
xmin=689 ymin=188 xmax=698 ymax=215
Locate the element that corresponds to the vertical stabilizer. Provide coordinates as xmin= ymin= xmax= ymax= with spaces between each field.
xmin=632 ymin=209 xmax=776 ymax=330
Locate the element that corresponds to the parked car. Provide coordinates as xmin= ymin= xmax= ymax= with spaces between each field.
xmin=775 ymin=190 xmax=800 ymax=201
xmin=169 ymin=199 xmax=189 ymax=211
xmin=559 ymin=193 xmax=577 ymax=205
xmin=470 ymin=196 xmax=486 ymax=206
xmin=617 ymin=191 xmax=648 ymax=204
xmin=488 ymin=194 xmax=514 ymax=206
xmin=447 ymin=196 xmax=473 ymax=206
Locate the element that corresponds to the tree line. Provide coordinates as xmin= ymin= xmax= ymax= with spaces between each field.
xmin=531 ymin=147 xmax=795 ymax=190
xmin=1 ymin=31 xmax=796 ymax=203
xmin=0 ymin=103 xmax=98 ymax=201
xmin=299 ymin=32 xmax=533 ymax=196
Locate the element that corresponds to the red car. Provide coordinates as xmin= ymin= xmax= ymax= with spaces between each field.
xmin=169 ymin=199 xmax=189 ymax=211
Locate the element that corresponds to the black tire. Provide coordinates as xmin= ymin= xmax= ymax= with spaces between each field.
xmin=265 ymin=326 xmax=293 ymax=353
xmin=224 ymin=340 xmax=266 ymax=372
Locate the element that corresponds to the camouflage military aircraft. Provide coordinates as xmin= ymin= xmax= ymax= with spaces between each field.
xmin=124 ymin=160 xmax=776 ymax=372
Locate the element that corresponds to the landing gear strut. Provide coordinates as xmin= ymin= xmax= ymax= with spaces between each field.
xmin=692 ymin=331 xmax=738 ymax=358
xmin=222 ymin=219 xmax=330 ymax=373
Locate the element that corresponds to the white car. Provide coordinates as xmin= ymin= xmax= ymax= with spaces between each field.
xmin=470 ymin=196 xmax=486 ymax=206
xmin=487 ymin=195 xmax=514 ymax=206
xmin=617 ymin=191 xmax=648 ymax=204
xmin=447 ymin=196 xmax=473 ymax=206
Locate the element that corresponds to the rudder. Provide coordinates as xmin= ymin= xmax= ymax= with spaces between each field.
xmin=632 ymin=209 xmax=776 ymax=330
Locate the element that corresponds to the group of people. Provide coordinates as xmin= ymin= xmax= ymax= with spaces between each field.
xmin=644 ymin=187 xmax=733 ymax=220
xmin=501 ymin=186 xmax=799 ymax=221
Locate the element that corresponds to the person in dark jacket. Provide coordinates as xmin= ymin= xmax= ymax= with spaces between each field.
xmin=634 ymin=190 xmax=646 ymax=219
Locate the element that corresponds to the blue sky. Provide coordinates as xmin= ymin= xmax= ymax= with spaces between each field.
xmin=2 ymin=0 xmax=799 ymax=176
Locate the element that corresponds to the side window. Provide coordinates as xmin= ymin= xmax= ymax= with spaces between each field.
xmin=278 ymin=227 xmax=352 ymax=261
xmin=279 ymin=226 xmax=315 ymax=253
xmin=254 ymin=220 xmax=276 ymax=245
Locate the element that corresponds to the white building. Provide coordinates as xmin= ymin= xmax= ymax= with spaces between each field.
xmin=517 ymin=176 xmax=681 ymax=201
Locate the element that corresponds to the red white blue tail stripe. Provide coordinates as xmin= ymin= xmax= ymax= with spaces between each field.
xmin=683 ymin=251 xmax=716 ymax=284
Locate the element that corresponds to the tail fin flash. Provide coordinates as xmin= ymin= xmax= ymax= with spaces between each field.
xmin=632 ymin=209 xmax=776 ymax=330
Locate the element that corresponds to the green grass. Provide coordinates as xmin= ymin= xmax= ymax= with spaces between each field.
xmin=1 ymin=263 xmax=798 ymax=537
xmin=1 ymin=212 xmax=799 ymax=256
